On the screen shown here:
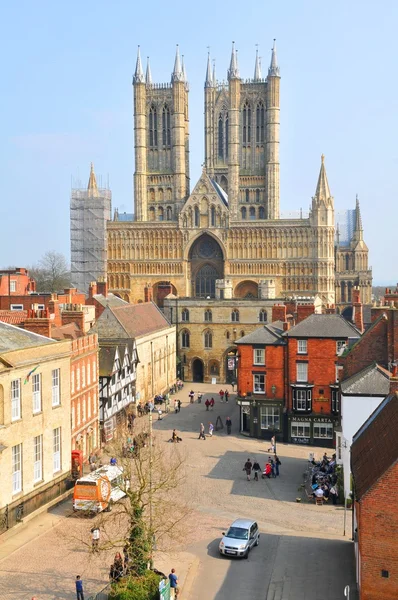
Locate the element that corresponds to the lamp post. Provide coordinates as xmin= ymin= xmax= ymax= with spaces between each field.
xmin=147 ymin=401 xmax=154 ymax=568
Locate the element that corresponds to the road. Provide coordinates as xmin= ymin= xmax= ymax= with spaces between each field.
xmin=0 ymin=382 xmax=358 ymax=599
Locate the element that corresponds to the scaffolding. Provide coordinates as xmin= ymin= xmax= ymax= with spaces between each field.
xmin=70 ymin=164 xmax=112 ymax=293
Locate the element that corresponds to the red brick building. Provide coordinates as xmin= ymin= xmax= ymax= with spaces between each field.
xmin=351 ymin=392 xmax=398 ymax=600
xmin=0 ymin=267 xmax=36 ymax=295
xmin=86 ymin=280 xmax=128 ymax=320
xmin=0 ymin=285 xmax=85 ymax=312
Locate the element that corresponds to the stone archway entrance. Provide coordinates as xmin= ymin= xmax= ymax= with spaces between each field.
xmin=189 ymin=234 xmax=224 ymax=298
xmin=192 ymin=358 xmax=204 ymax=383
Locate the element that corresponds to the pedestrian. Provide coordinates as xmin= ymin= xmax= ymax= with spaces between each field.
xmin=91 ymin=526 xmax=100 ymax=551
xmin=205 ymin=398 xmax=210 ymax=411
xmin=225 ymin=390 xmax=229 ymax=402
xmin=189 ymin=390 xmax=194 ymax=403
xmin=267 ymin=435 xmax=276 ymax=453
xmin=263 ymin=462 xmax=272 ymax=479
xmin=219 ymin=389 xmax=224 ymax=402
xmin=158 ymin=408 xmax=163 ymax=420
xmin=113 ymin=552 xmax=124 ymax=579
xmin=244 ymin=458 xmax=253 ymax=481
xmin=199 ymin=423 xmax=206 ymax=440
xmin=275 ymin=455 xmax=281 ymax=476
xmin=253 ymin=460 xmax=261 ymax=481
xmin=174 ymin=399 xmax=178 ymax=413
xmin=208 ymin=422 xmax=214 ymax=437
xmin=75 ymin=575 xmax=84 ymax=600
xmin=270 ymin=458 xmax=276 ymax=478
xmin=226 ymin=416 xmax=232 ymax=434
xmin=330 ymin=483 xmax=338 ymax=505
xmin=177 ymin=399 xmax=181 ymax=412
xmin=88 ymin=453 xmax=97 ymax=472
xmin=169 ymin=568 xmax=179 ymax=599
xmin=210 ymin=397 xmax=215 ymax=410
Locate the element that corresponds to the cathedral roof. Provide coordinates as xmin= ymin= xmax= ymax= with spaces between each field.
xmin=210 ymin=179 xmax=228 ymax=206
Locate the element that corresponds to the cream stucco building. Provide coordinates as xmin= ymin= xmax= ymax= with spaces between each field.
xmin=0 ymin=323 xmax=71 ymax=531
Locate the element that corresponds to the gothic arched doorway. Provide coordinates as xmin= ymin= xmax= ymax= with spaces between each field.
xmin=192 ymin=358 xmax=204 ymax=383
xmin=189 ymin=234 xmax=224 ymax=298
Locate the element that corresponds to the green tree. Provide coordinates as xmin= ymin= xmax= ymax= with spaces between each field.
xmin=29 ymin=251 xmax=71 ymax=292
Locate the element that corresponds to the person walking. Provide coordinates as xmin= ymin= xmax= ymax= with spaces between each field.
xmin=177 ymin=399 xmax=181 ymax=412
xmin=275 ymin=455 xmax=281 ymax=476
xmin=174 ymin=399 xmax=178 ymax=413
xmin=219 ymin=389 xmax=224 ymax=402
xmin=210 ymin=397 xmax=215 ymax=410
xmin=199 ymin=423 xmax=206 ymax=440
xmin=208 ymin=422 xmax=214 ymax=437
xmin=268 ymin=435 xmax=276 ymax=453
xmin=253 ymin=460 xmax=261 ymax=481
xmin=75 ymin=575 xmax=84 ymax=600
xmin=244 ymin=458 xmax=253 ymax=481
xmin=226 ymin=416 xmax=232 ymax=434
xmin=225 ymin=390 xmax=229 ymax=403
xmin=158 ymin=408 xmax=163 ymax=420
xmin=91 ymin=526 xmax=100 ymax=552
xmin=205 ymin=398 xmax=210 ymax=411
xmin=169 ymin=568 xmax=179 ymax=599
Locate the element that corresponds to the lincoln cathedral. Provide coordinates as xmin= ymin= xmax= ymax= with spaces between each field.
xmin=80 ymin=42 xmax=372 ymax=381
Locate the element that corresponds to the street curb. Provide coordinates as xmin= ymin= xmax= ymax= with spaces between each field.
xmin=180 ymin=555 xmax=200 ymax=598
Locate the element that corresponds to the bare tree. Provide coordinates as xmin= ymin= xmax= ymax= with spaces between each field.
xmin=29 ymin=251 xmax=71 ymax=292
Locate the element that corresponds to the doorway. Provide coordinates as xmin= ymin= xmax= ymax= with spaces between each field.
xmin=192 ymin=358 xmax=204 ymax=382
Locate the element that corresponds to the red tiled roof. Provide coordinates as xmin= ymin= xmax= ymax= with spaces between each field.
xmin=0 ymin=310 xmax=27 ymax=325
xmin=111 ymin=302 xmax=171 ymax=338
xmin=51 ymin=322 xmax=83 ymax=340
xmin=351 ymin=393 xmax=398 ymax=500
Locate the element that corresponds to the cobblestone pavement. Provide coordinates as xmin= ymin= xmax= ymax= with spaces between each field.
xmin=0 ymin=383 xmax=358 ymax=599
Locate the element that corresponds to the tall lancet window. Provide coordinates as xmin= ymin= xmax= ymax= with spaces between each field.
xmin=256 ymin=102 xmax=265 ymax=143
xmin=149 ymin=105 xmax=158 ymax=148
xmin=218 ymin=115 xmax=224 ymax=159
xmin=162 ymin=105 xmax=171 ymax=147
xmin=242 ymin=102 xmax=251 ymax=144
xmin=225 ymin=116 xmax=229 ymax=159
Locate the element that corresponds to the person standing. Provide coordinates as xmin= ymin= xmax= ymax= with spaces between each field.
xmin=210 ymin=397 xmax=215 ymax=410
xmin=199 ymin=423 xmax=206 ymax=440
xmin=226 ymin=416 xmax=232 ymax=434
xmin=174 ymin=399 xmax=178 ymax=413
xmin=275 ymin=455 xmax=281 ymax=476
xmin=177 ymin=399 xmax=181 ymax=412
xmin=253 ymin=460 xmax=261 ymax=481
xmin=75 ymin=575 xmax=84 ymax=600
xmin=219 ymin=389 xmax=224 ymax=402
xmin=205 ymin=398 xmax=210 ymax=411
xmin=244 ymin=458 xmax=253 ymax=481
xmin=158 ymin=408 xmax=163 ymax=420
xmin=169 ymin=568 xmax=179 ymax=599
xmin=208 ymin=422 xmax=214 ymax=437
xmin=91 ymin=526 xmax=100 ymax=552
xmin=268 ymin=435 xmax=276 ymax=453
xmin=225 ymin=390 xmax=229 ymax=403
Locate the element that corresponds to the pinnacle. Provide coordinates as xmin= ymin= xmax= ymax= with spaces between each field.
xmin=133 ymin=46 xmax=145 ymax=84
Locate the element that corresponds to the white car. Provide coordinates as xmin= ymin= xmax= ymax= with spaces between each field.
xmin=219 ymin=518 xmax=260 ymax=559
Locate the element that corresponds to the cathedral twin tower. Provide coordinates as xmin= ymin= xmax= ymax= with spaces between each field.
xmin=133 ymin=42 xmax=280 ymax=223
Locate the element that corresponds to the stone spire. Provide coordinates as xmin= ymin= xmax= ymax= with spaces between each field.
xmin=133 ymin=46 xmax=145 ymax=84
xmin=181 ymin=55 xmax=189 ymax=90
xmin=314 ymin=154 xmax=332 ymax=204
xmin=87 ymin=163 xmax=99 ymax=197
xmin=205 ymin=52 xmax=213 ymax=87
xmin=228 ymin=41 xmax=239 ymax=80
xmin=268 ymin=39 xmax=280 ymax=77
xmin=171 ymin=44 xmax=184 ymax=82
xmin=145 ymin=57 xmax=152 ymax=85
xmin=254 ymin=47 xmax=262 ymax=81
xmin=353 ymin=194 xmax=364 ymax=241
xmin=212 ymin=59 xmax=217 ymax=85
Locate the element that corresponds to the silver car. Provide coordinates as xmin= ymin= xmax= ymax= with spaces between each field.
xmin=219 ymin=518 xmax=260 ymax=559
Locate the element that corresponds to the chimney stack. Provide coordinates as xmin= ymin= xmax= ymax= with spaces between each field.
xmin=272 ymin=304 xmax=287 ymax=323
xmin=352 ymin=286 xmax=364 ymax=333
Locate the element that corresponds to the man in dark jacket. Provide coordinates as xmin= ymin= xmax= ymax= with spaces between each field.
xmin=75 ymin=575 xmax=84 ymax=600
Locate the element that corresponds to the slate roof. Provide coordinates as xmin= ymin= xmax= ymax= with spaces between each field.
xmin=283 ymin=313 xmax=361 ymax=339
xmin=341 ymin=304 xmax=373 ymax=329
xmin=351 ymin=393 xmax=398 ymax=500
xmin=236 ymin=322 xmax=285 ymax=345
xmin=0 ymin=321 xmax=55 ymax=352
xmin=341 ymin=362 xmax=391 ymax=396
xmin=93 ymin=293 xmax=129 ymax=309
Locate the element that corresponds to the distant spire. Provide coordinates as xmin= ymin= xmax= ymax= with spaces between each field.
xmin=87 ymin=163 xmax=99 ymax=197
xmin=254 ymin=46 xmax=262 ymax=81
xmin=205 ymin=52 xmax=213 ymax=87
xmin=133 ymin=46 xmax=145 ymax=84
xmin=314 ymin=154 xmax=332 ymax=203
xmin=171 ymin=44 xmax=184 ymax=82
xmin=145 ymin=57 xmax=152 ymax=85
xmin=212 ymin=59 xmax=217 ymax=85
xmin=181 ymin=55 xmax=189 ymax=90
xmin=355 ymin=194 xmax=363 ymax=231
xmin=228 ymin=41 xmax=239 ymax=80
xmin=268 ymin=39 xmax=280 ymax=77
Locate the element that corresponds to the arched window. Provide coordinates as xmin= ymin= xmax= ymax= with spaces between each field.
xmin=194 ymin=206 xmax=200 ymax=227
xmin=149 ymin=105 xmax=158 ymax=148
xmin=195 ymin=264 xmax=219 ymax=298
xmin=345 ymin=254 xmax=350 ymax=271
xmin=149 ymin=206 xmax=155 ymax=221
xmin=259 ymin=308 xmax=267 ymax=322
xmin=218 ymin=115 xmax=224 ymax=159
xmin=259 ymin=206 xmax=265 ymax=219
xmin=242 ymin=102 xmax=251 ymax=144
xmin=162 ymin=105 xmax=171 ymax=146
xmin=158 ymin=207 xmax=164 ymax=221
xmin=204 ymin=309 xmax=212 ymax=322
xmin=255 ymin=189 xmax=260 ymax=203
xmin=181 ymin=308 xmax=189 ymax=322
xmin=241 ymin=207 xmax=247 ymax=220
xmin=166 ymin=206 xmax=172 ymax=220
xmin=211 ymin=206 xmax=216 ymax=227
xmin=181 ymin=330 xmax=190 ymax=348
xmin=231 ymin=309 xmax=239 ymax=322
xmin=204 ymin=330 xmax=213 ymax=348
xmin=256 ymin=102 xmax=265 ymax=143
xmin=245 ymin=189 xmax=250 ymax=203
xmin=250 ymin=207 xmax=256 ymax=220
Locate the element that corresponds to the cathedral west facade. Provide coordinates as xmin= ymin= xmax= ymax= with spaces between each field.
xmin=104 ymin=42 xmax=372 ymax=382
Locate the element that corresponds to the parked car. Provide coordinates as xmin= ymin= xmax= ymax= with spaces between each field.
xmin=219 ymin=518 xmax=260 ymax=559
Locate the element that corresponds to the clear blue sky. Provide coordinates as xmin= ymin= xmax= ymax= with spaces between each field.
xmin=1 ymin=0 xmax=396 ymax=284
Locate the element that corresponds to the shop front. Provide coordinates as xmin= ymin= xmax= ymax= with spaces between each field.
xmin=237 ymin=397 xmax=284 ymax=441
xmin=287 ymin=414 xmax=340 ymax=448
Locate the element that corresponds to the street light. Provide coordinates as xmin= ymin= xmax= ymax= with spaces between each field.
xmin=147 ymin=401 xmax=154 ymax=568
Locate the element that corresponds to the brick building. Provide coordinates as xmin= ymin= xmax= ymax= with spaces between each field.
xmin=0 ymin=285 xmax=85 ymax=312
xmin=0 ymin=268 xmax=36 ymax=295
xmin=351 ymin=392 xmax=398 ymax=600
xmin=86 ymin=280 xmax=128 ymax=320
